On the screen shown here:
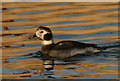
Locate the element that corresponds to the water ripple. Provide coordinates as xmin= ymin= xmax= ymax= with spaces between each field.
xmin=15 ymin=10 xmax=52 ymax=14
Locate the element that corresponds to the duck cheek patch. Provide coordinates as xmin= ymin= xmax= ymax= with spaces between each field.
xmin=44 ymin=33 xmax=52 ymax=40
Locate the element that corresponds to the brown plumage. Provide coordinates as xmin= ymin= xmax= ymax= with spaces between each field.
xmin=30 ymin=26 xmax=103 ymax=58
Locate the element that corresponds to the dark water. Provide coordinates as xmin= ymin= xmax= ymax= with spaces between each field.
xmin=1 ymin=2 xmax=119 ymax=79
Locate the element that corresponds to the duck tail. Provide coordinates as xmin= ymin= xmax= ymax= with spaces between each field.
xmin=97 ymin=47 xmax=107 ymax=52
xmin=97 ymin=44 xmax=120 ymax=52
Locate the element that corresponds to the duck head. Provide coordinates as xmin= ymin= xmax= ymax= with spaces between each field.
xmin=29 ymin=26 xmax=54 ymax=45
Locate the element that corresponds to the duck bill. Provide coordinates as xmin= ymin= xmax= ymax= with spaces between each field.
xmin=29 ymin=34 xmax=42 ymax=40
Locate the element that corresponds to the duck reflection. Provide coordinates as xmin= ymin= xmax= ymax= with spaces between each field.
xmin=33 ymin=51 xmax=54 ymax=77
xmin=34 ymin=51 xmax=83 ymax=79
xmin=32 ymin=51 xmax=76 ymax=78
xmin=36 ymin=59 xmax=54 ymax=78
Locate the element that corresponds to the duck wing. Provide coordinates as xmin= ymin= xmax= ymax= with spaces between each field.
xmin=48 ymin=41 xmax=100 ymax=58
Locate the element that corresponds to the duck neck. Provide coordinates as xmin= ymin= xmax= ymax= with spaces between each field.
xmin=42 ymin=39 xmax=54 ymax=45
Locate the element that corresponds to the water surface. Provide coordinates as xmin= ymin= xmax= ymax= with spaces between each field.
xmin=1 ymin=2 xmax=119 ymax=79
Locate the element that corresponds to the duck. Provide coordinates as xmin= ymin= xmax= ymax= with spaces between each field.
xmin=29 ymin=26 xmax=105 ymax=58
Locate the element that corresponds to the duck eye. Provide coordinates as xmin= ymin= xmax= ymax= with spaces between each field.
xmin=40 ymin=31 xmax=43 ymax=33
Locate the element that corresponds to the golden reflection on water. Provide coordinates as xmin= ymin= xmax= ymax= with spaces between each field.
xmin=2 ymin=58 xmax=118 ymax=79
xmin=1 ymin=2 xmax=119 ymax=79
